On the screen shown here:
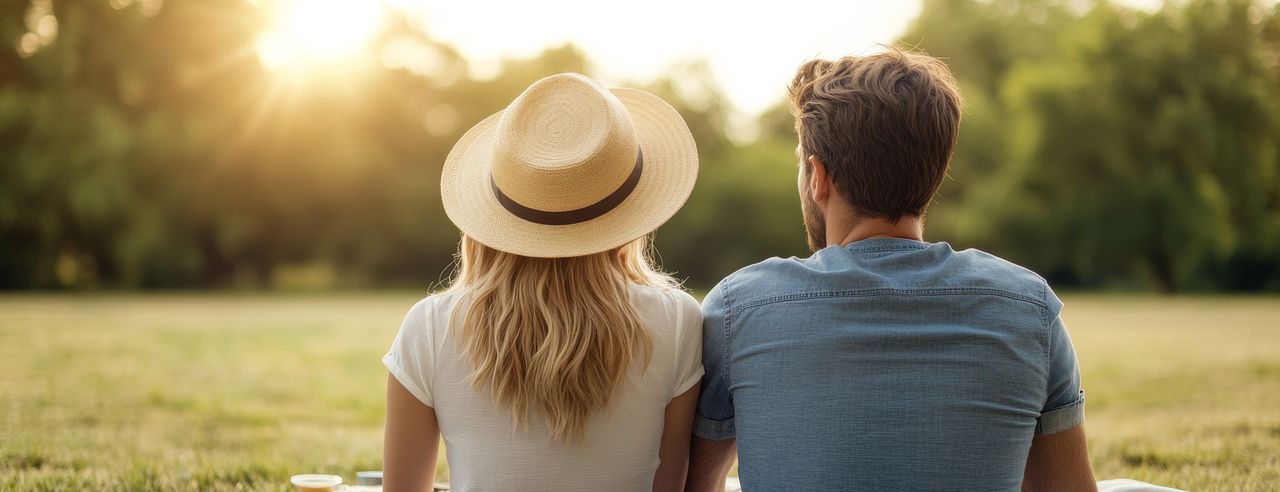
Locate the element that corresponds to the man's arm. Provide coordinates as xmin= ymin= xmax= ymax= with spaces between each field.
xmin=685 ymin=436 xmax=736 ymax=492
xmin=686 ymin=280 xmax=737 ymax=492
xmin=1022 ymin=426 xmax=1096 ymax=492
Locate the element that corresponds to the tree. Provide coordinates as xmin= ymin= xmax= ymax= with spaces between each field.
xmin=898 ymin=0 xmax=1079 ymax=253
xmin=988 ymin=0 xmax=1280 ymax=290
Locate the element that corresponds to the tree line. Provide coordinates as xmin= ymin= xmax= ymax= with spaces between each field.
xmin=1 ymin=0 xmax=1277 ymax=291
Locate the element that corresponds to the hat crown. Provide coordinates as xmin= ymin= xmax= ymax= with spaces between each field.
xmin=490 ymin=73 xmax=639 ymax=212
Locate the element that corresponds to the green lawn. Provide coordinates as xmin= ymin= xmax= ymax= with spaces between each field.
xmin=1 ymin=294 xmax=1277 ymax=491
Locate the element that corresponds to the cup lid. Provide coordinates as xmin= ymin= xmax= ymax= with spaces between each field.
xmin=356 ymin=471 xmax=383 ymax=485
xmin=290 ymin=474 xmax=343 ymax=487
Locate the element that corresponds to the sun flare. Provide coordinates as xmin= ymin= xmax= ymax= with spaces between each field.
xmin=256 ymin=0 xmax=383 ymax=69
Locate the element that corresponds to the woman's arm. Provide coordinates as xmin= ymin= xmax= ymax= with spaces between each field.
xmin=384 ymin=373 xmax=440 ymax=492
xmin=653 ymin=383 xmax=700 ymax=492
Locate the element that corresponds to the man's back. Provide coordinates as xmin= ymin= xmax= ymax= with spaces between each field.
xmin=694 ymin=238 xmax=1085 ymax=491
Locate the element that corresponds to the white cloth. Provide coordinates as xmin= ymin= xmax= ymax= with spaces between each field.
xmin=383 ymin=285 xmax=705 ymax=492
xmin=720 ymin=477 xmax=1181 ymax=491
xmin=1097 ymin=479 xmax=1187 ymax=492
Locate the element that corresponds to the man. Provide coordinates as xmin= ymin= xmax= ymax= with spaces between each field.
xmin=685 ymin=49 xmax=1095 ymax=491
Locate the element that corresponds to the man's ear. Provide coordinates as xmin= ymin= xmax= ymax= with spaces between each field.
xmin=808 ymin=155 xmax=831 ymax=205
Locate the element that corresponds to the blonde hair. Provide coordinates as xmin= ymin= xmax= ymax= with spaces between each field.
xmin=448 ymin=234 xmax=676 ymax=442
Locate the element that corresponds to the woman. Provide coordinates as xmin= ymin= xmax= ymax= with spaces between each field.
xmin=382 ymin=73 xmax=703 ymax=492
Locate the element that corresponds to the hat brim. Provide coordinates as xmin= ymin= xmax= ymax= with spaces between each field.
xmin=440 ymin=88 xmax=698 ymax=258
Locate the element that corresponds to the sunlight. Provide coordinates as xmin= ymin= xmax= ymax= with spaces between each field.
xmin=256 ymin=0 xmax=383 ymax=69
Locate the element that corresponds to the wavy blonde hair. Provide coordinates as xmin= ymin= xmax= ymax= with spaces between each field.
xmin=448 ymin=234 xmax=676 ymax=442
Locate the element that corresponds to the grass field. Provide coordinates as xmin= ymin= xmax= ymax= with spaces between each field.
xmin=1 ymin=293 xmax=1277 ymax=491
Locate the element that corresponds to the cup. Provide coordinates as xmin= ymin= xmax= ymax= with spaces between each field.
xmin=290 ymin=474 xmax=343 ymax=492
xmin=356 ymin=471 xmax=382 ymax=486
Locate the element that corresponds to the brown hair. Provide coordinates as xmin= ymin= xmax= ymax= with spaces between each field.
xmin=788 ymin=48 xmax=963 ymax=222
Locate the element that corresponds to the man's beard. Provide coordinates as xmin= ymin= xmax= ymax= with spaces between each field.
xmin=801 ymin=191 xmax=826 ymax=253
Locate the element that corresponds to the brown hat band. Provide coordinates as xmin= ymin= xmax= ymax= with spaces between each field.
xmin=490 ymin=149 xmax=644 ymax=226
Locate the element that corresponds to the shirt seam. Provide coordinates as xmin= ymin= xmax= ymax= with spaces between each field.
xmin=1041 ymin=281 xmax=1052 ymax=370
xmin=1039 ymin=280 xmax=1051 ymax=327
xmin=671 ymin=290 xmax=684 ymax=399
xmin=729 ymin=287 xmax=1049 ymax=313
xmin=426 ymin=296 xmax=441 ymax=401
xmin=844 ymin=245 xmax=929 ymax=253
xmin=720 ymin=275 xmax=736 ymax=405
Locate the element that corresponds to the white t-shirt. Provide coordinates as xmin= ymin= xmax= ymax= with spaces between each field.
xmin=383 ymin=284 xmax=704 ymax=492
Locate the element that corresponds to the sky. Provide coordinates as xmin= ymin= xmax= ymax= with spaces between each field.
xmin=366 ymin=0 xmax=1165 ymax=133
xmin=390 ymin=0 xmax=925 ymax=119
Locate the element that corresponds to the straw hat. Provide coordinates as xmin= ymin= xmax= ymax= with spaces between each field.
xmin=441 ymin=73 xmax=698 ymax=258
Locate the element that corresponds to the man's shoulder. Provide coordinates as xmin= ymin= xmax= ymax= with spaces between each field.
xmin=948 ymin=246 xmax=1047 ymax=283
xmin=946 ymin=246 xmax=1061 ymax=310
xmin=708 ymin=255 xmax=813 ymax=301
xmin=726 ymin=255 xmax=809 ymax=282
xmin=706 ymin=245 xmax=1061 ymax=314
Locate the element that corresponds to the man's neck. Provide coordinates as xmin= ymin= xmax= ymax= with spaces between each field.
xmin=827 ymin=214 xmax=924 ymax=247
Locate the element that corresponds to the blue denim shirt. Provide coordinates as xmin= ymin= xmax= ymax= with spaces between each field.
xmin=695 ymin=238 xmax=1085 ymax=491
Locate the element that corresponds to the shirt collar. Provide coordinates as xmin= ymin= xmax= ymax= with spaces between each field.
xmin=840 ymin=237 xmax=929 ymax=253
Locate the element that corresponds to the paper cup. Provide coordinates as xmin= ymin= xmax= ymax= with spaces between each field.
xmin=290 ymin=474 xmax=343 ymax=492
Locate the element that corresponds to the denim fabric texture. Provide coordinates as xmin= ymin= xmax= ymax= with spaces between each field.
xmin=695 ymin=238 xmax=1085 ymax=491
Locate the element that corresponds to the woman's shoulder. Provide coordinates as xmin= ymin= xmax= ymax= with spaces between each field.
xmin=628 ymin=283 xmax=696 ymax=305
xmin=401 ymin=290 xmax=466 ymax=328
xmin=628 ymin=284 xmax=701 ymax=325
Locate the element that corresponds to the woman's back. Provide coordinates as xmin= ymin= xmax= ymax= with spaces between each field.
xmin=382 ymin=73 xmax=702 ymax=491
xmin=384 ymin=284 xmax=703 ymax=492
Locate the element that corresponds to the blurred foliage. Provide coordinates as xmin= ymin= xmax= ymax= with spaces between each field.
xmin=1 ymin=0 xmax=1277 ymax=291
xmin=903 ymin=0 xmax=1280 ymax=291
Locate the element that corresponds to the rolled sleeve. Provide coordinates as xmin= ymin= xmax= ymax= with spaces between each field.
xmin=1036 ymin=390 xmax=1085 ymax=435
xmin=382 ymin=299 xmax=435 ymax=408
xmin=1038 ymin=294 xmax=1084 ymax=435
xmin=383 ymin=351 xmax=432 ymax=407
xmin=672 ymin=291 xmax=706 ymax=399
xmin=694 ymin=279 xmax=736 ymax=440
xmin=694 ymin=414 xmax=737 ymax=440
